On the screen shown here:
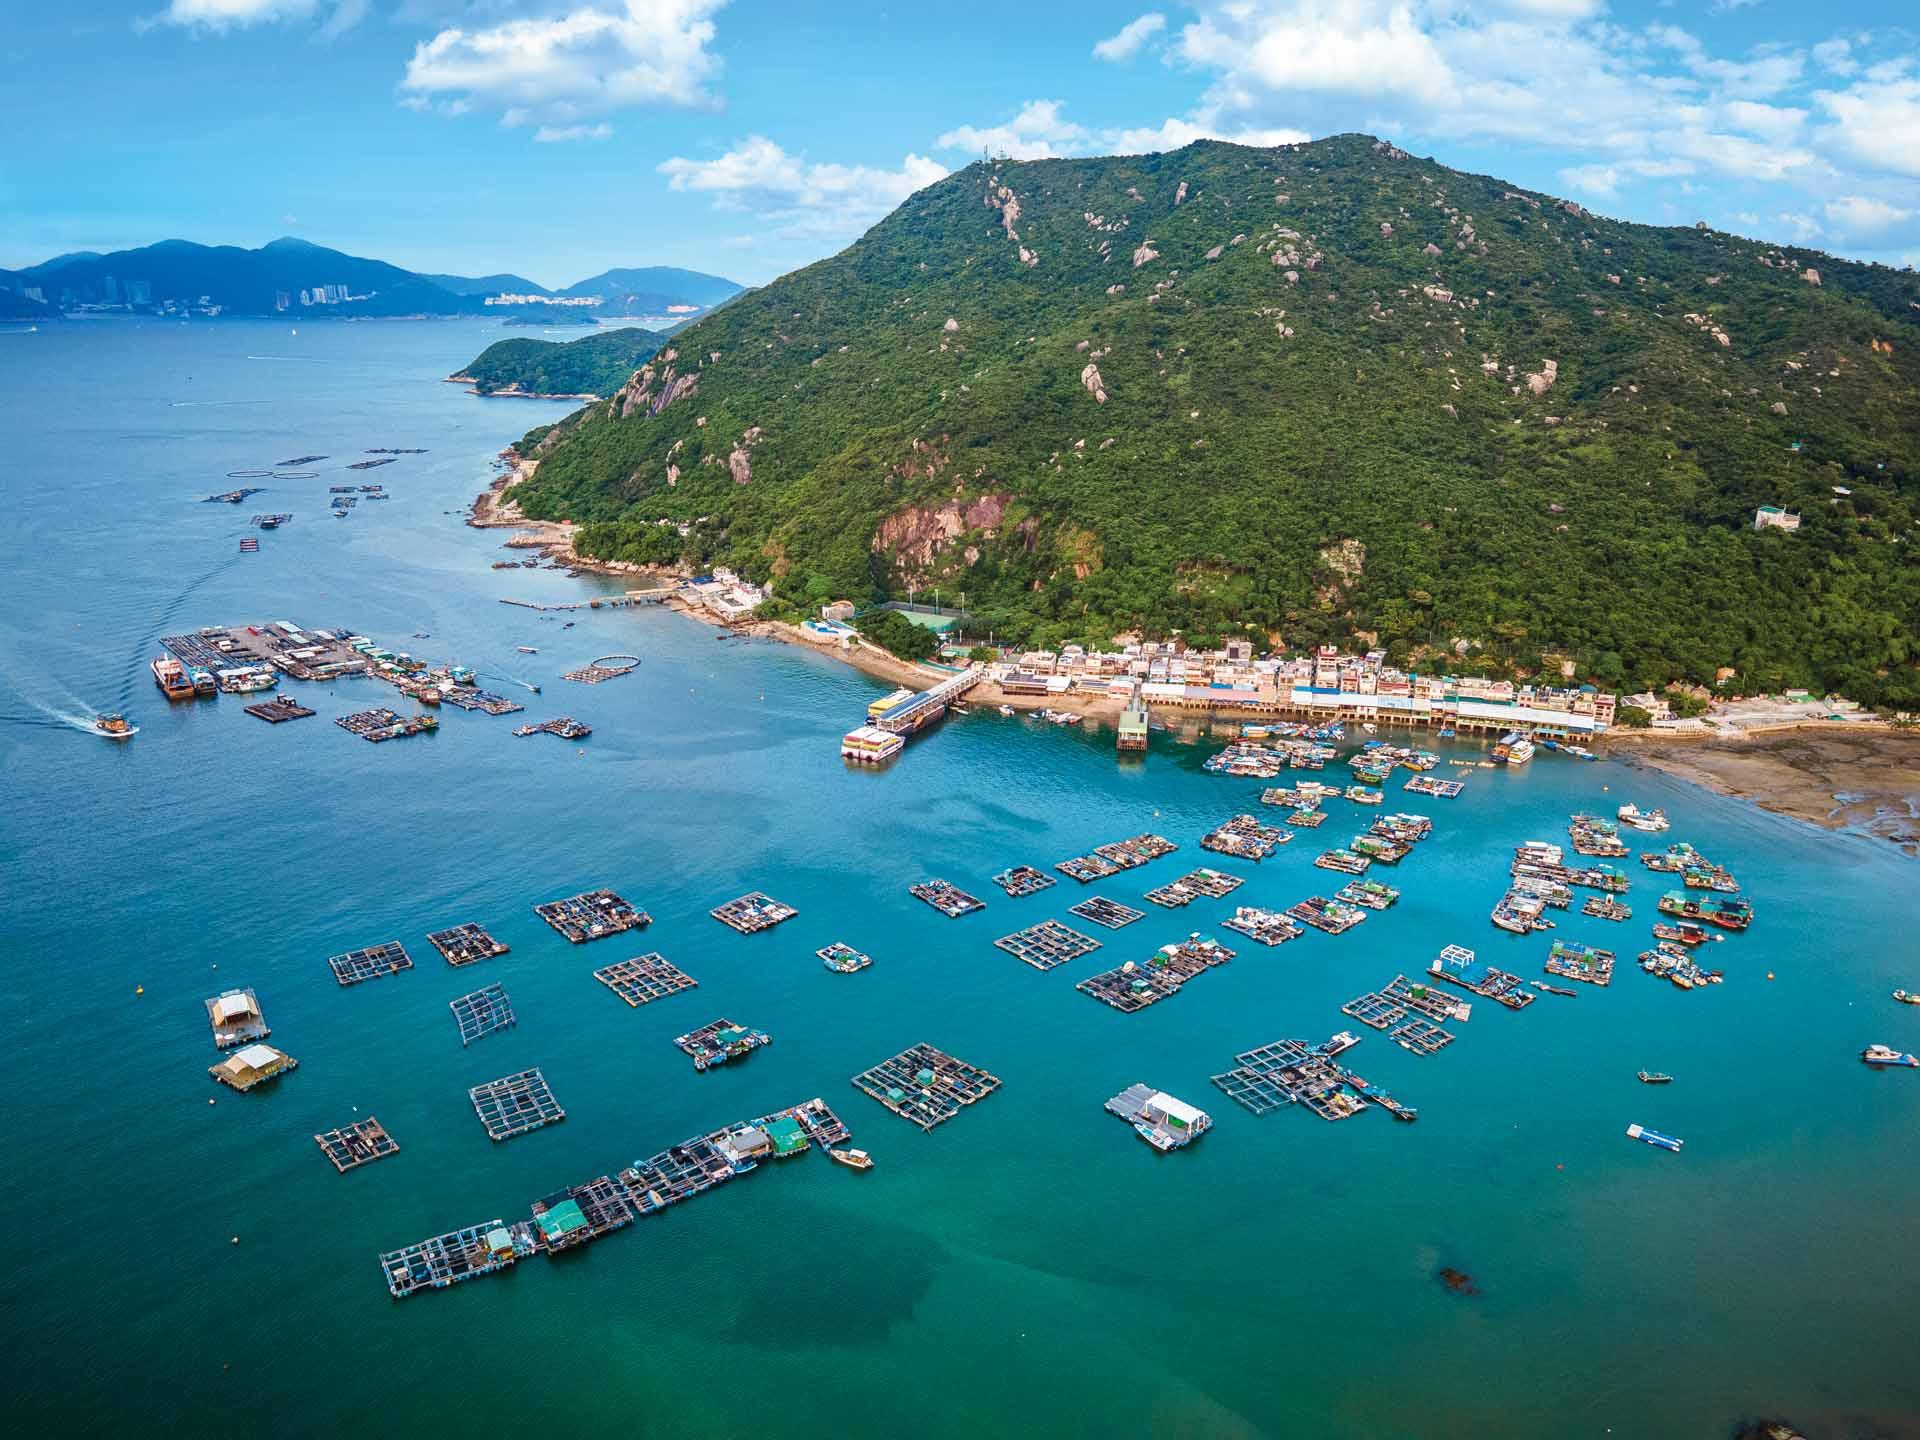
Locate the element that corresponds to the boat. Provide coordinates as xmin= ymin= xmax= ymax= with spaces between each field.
xmin=841 ymin=724 xmax=904 ymax=764
xmin=1616 ymin=803 xmax=1670 ymax=832
xmin=1651 ymin=921 xmax=1716 ymax=946
xmin=1361 ymin=722 xmax=1377 ymax=735
xmin=189 ymin=667 xmax=217 ymax=696
xmin=1636 ymin=1070 xmax=1673 ymax=1084
xmin=1861 ymin=1045 xmax=1919 ymax=1068
xmin=829 ymin=1148 xmax=874 ymax=1170
xmin=1041 ymin=708 xmax=1083 ymax=726
xmin=997 ymin=705 xmax=1015 ymax=717
xmin=1894 ymin=990 xmax=1920 ymax=1006
xmin=517 ymin=646 xmax=538 ymax=654
xmin=93 ymin=712 xmax=135 ymax=740
xmin=151 ymin=656 xmax=196 ymax=700
xmin=1626 ymin=1123 xmax=1683 ymax=1152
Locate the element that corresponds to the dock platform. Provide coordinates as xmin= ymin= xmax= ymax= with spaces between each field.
xmin=992 ymin=865 xmax=1057 ymax=898
xmin=244 ymin=698 xmax=314 ymax=723
xmin=328 ymin=940 xmax=414 ymax=987
xmin=469 ymin=1067 xmax=565 ymax=1141
xmin=315 ymin=1117 xmax=400 ymax=1173
xmin=909 ymin=879 xmax=986 ymax=918
xmin=710 ymin=892 xmax=798 ymax=934
xmin=534 ymin=888 xmax=649 ymax=943
xmin=995 ymin=920 xmax=1102 ymax=970
xmin=427 ymin=922 xmax=510 ymax=968
xmin=593 ymin=953 xmax=698 ymax=1006
xmin=851 ymin=1043 xmax=1001 ymax=1130
xmin=450 ymin=982 xmax=517 ymax=1046
xmin=1144 ymin=868 xmax=1243 ymax=908
xmin=1069 ymin=897 xmax=1146 ymax=930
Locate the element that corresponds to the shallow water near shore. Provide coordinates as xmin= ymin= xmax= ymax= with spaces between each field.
xmin=2 ymin=318 xmax=1917 ymax=1439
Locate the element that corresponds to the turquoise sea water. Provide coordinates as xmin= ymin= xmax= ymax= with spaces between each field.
xmin=2 ymin=318 xmax=1916 ymax=1439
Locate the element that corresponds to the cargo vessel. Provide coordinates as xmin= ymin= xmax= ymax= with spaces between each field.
xmin=151 ymin=656 xmax=196 ymax=700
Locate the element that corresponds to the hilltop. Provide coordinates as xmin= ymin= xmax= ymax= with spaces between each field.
xmin=452 ymin=327 xmax=665 ymax=398
xmin=507 ymin=134 xmax=1920 ymax=705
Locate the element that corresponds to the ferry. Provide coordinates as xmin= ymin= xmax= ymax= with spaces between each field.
xmin=829 ymin=1148 xmax=874 ymax=1171
xmin=1616 ymin=803 xmax=1670 ymax=832
xmin=1626 ymin=1123 xmax=1684 ymax=1152
xmin=1505 ymin=736 xmax=1535 ymax=766
xmin=93 ymin=712 xmax=135 ymax=740
xmin=1861 ymin=1045 xmax=1919 ymax=1068
xmin=151 ymin=656 xmax=196 ymax=700
xmin=841 ymin=724 xmax=904 ymax=764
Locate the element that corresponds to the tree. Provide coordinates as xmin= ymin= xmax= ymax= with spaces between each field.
xmin=1615 ymin=704 xmax=1653 ymax=728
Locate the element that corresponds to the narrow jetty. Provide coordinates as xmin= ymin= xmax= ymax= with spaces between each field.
xmin=314 ymin=1118 xmax=400 ymax=1173
xmin=995 ymin=920 xmax=1102 ymax=971
xmin=205 ymin=988 xmax=269 ymax=1049
xmin=1144 ymin=868 xmax=1243 ymax=907
xmin=850 ymin=1043 xmax=1000 ymax=1130
xmin=992 ymin=865 xmax=1056 ymax=898
xmin=909 ymin=879 xmax=985 ymax=918
xmin=534 ymin=888 xmax=649 ymax=943
xmin=593 ymin=953 xmax=698 ymax=1006
xmin=710 ymin=892 xmax=798 ymax=934
xmin=450 ymin=982 xmax=517 ymax=1046
xmin=427 ymin=922 xmax=510 ymax=967
xmin=1069 ymin=897 xmax=1145 ymax=930
xmin=328 ymin=940 xmax=413 ymax=987
xmin=673 ymin=1019 xmax=771 ymax=1071
xmin=469 ymin=1068 xmax=565 ymax=1142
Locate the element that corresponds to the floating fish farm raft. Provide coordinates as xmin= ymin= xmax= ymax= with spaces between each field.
xmin=512 ymin=717 xmax=592 ymax=740
xmin=1405 ymin=775 xmax=1464 ymax=798
xmin=426 ymin=922 xmax=509 ymax=968
xmin=432 ymin=688 xmax=522 ymax=715
xmin=1639 ymin=942 xmax=1724 ymax=989
xmin=711 ymin=892 xmax=799 ymax=934
xmin=992 ymin=865 xmax=1057 ymax=898
xmin=534 ymin=888 xmax=649 ymax=943
xmin=909 ymin=879 xmax=986 ymax=918
xmin=674 ymin=1018 xmax=771 ymax=1071
xmin=1105 ymin=1084 xmax=1211 ymax=1151
xmin=249 ymin=512 xmax=292 ymax=528
xmin=1315 ymin=848 xmax=1372 ymax=876
xmin=1288 ymin=896 xmax=1368 ymax=934
xmin=561 ymin=654 xmax=640 ymax=685
xmin=1546 ymin=939 xmax=1616 ymax=986
xmin=205 ymin=487 xmax=264 ymax=504
xmin=335 ymin=707 xmax=435 ymax=742
xmin=1287 ymin=808 xmax=1327 ymax=828
xmin=995 ymin=920 xmax=1103 ymax=971
xmin=817 ymin=942 xmax=872 ymax=973
xmin=1093 ymin=833 xmax=1179 ymax=868
xmin=850 ymin=1043 xmax=1001 ymax=1131
xmin=593 ymin=953 xmax=698 ymax=1007
xmin=1582 ymin=895 xmax=1633 ymax=921
xmin=314 ymin=1117 xmax=400 ymax=1173
xmin=328 ymin=940 xmax=414 ymax=987
xmin=348 ymin=456 xmax=398 ymax=470
xmin=1335 ymin=879 xmax=1400 ymax=910
xmin=209 ymin=1043 xmax=297 ymax=1091
xmin=1657 ymin=891 xmax=1753 ymax=931
xmin=1382 ymin=973 xmax=1466 ymax=1020
xmin=1200 ymin=814 xmax=1290 ymax=861
xmin=1388 ymin=1018 xmax=1457 ymax=1056
xmin=1076 ymin=935 xmax=1235 ymax=1013
xmin=1055 ymin=853 xmax=1121 ymax=883
xmin=1222 ymin=906 xmax=1304 ymax=946
xmin=450 ymin=983 xmax=517 ymax=1046
xmin=1429 ymin=944 xmax=1537 ymax=1010
xmin=279 ymin=454 xmax=328 ymax=466
xmin=244 ymin=697 xmax=314 ymax=723
xmin=204 ymin=988 xmax=269 ymax=1049
xmin=238 ymin=537 xmax=259 ymax=553
xmin=469 ymin=1068 xmax=566 ymax=1142
xmin=1145 ymin=868 xmax=1244 ymax=907
xmin=380 ymin=1220 xmax=535 ymax=1299
xmin=1069 ymin=897 xmax=1146 ymax=930
xmin=530 ymin=1177 xmax=636 ymax=1253
xmin=1210 ymin=1034 xmax=1384 ymax=1121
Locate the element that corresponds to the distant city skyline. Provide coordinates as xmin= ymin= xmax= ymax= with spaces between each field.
xmin=3 ymin=2 xmax=1916 ymax=285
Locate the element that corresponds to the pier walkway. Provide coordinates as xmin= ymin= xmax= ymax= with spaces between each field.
xmin=873 ymin=669 xmax=982 ymax=736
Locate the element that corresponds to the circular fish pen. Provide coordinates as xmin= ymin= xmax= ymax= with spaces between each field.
xmin=226 ymin=469 xmax=274 ymax=478
xmin=560 ymin=654 xmax=642 ymax=685
xmin=590 ymin=655 xmax=640 ymax=674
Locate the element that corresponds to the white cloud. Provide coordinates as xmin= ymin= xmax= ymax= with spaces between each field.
xmin=145 ymin=0 xmax=362 ymax=31
xmin=1811 ymin=37 xmax=1858 ymax=76
xmin=1093 ymin=13 xmax=1166 ymax=63
xmin=660 ymin=136 xmax=948 ymax=244
xmin=1180 ymin=2 xmax=1457 ymax=108
xmin=1560 ymin=163 xmax=1621 ymax=197
xmin=1824 ymin=194 xmax=1913 ymax=236
xmin=1773 ymin=211 xmax=1822 ymax=242
xmin=938 ymin=100 xmax=1088 ymax=160
xmin=1814 ymin=75 xmax=1920 ymax=178
xmin=1105 ymin=115 xmax=1309 ymax=153
xmin=535 ymin=123 xmax=614 ymax=143
xmin=402 ymin=0 xmax=725 ymax=122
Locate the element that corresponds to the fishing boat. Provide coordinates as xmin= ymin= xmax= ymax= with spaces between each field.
xmin=1861 ymin=1045 xmax=1919 ymax=1068
xmin=997 ymin=705 xmax=1015 ymax=717
xmin=517 ymin=646 xmax=538 ymax=654
xmin=1651 ymin=921 xmax=1717 ymax=946
xmin=189 ymin=667 xmax=217 ymax=696
xmin=93 ymin=712 xmax=135 ymax=740
xmin=829 ymin=1148 xmax=874 ymax=1170
xmin=151 ymin=656 xmax=196 ymax=700
xmin=1894 ymin=989 xmax=1920 ymax=1006
xmin=1616 ymin=803 xmax=1670 ymax=832
xmin=1626 ymin=1123 xmax=1683 ymax=1152
xmin=1636 ymin=1070 xmax=1673 ymax=1084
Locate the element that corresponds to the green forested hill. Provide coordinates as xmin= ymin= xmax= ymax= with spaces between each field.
xmin=510 ymin=134 xmax=1920 ymax=704
xmin=454 ymin=327 xmax=665 ymax=396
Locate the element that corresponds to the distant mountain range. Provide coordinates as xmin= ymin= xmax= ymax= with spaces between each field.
xmin=0 ymin=237 xmax=743 ymax=322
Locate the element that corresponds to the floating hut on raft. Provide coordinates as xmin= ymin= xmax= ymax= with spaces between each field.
xmin=210 ymin=1042 xmax=297 ymax=1092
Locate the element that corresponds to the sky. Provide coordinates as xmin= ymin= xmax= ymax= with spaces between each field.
xmin=2 ymin=1 xmax=1917 ymax=287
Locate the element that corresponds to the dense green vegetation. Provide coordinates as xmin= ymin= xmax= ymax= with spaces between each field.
xmin=457 ymin=327 xmax=664 ymax=396
xmin=854 ymin=609 xmax=939 ymax=661
xmin=512 ymin=134 xmax=1920 ymax=706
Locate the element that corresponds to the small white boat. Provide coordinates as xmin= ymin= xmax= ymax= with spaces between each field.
xmin=1893 ymin=989 xmax=1920 ymax=1006
xmin=997 ymin=705 xmax=1015 ymax=717
xmin=1616 ymin=803 xmax=1671 ymax=833
xmin=517 ymin=646 xmax=538 ymax=654
xmin=1626 ymin=1123 xmax=1683 ymax=1151
xmin=829 ymin=1148 xmax=873 ymax=1170
xmin=1861 ymin=1044 xmax=1919 ymax=1067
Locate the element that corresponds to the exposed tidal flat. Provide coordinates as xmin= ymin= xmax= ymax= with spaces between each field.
xmin=1 ymin=319 xmax=1917 ymax=1439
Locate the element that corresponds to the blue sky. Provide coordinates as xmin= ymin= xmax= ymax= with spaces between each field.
xmin=3 ymin=1 xmax=1916 ymax=286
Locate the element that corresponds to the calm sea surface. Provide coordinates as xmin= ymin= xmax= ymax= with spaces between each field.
xmin=1 ymin=318 xmax=1916 ymax=1439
